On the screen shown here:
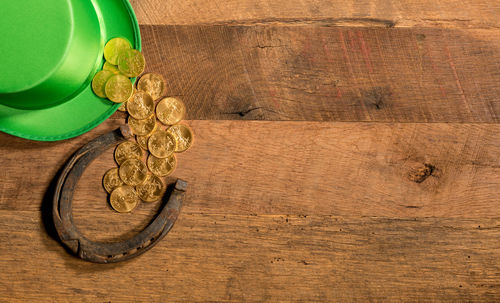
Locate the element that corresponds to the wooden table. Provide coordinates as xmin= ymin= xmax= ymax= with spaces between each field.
xmin=1 ymin=0 xmax=499 ymax=301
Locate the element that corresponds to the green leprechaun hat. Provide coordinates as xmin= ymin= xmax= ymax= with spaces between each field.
xmin=0 ymin=0 xmax=141 ymax=141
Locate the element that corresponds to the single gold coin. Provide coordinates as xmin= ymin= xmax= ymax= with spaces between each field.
xmin=104 ymin=37 xmax=131 ymax=65
xmin=109 ymin=185 xmax=140 ymax=213
xmin=147 ymin=154 xmax=177 ymax=177
xmin=127 ymin=90 xmax=155 ymax=120
xmin=102 ymin=167 xmax=124 ymax=193
xmin=136 ymin=123 xmax=158 ymax=150
xmin=128 ymin=114 xmax=156 ymax=136
xmin=137 ymin=73 xmax=166 ymax=101
xmin=167 ymin=124 xmax=193 ymax=152
xmin=135 ymin=174 xmax=165 ymax=202
xmin=118 ymin=49 xmax=145 ymax=77
xmin=156 ymin=97 xmax=186 ymax=125
xmin=114 ymin=141 xmax=143 ymax=165
xmin=148 ymin=130 xmax=176 ymax=158
xmin=105 ymin=74 xmax=133 ymax=103
xmin=91 ymin=70 xmax=114 ymax=98
xmin=119 ymin=158 xmax=148 ymax=186
xmin=103 ymin=61 xmax=121 ymax=75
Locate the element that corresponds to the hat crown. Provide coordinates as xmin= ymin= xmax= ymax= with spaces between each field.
xmin=0 ymin=1 xmax=72 ymax=94
xmin=0 ymin=0 xmax=103 ymax=109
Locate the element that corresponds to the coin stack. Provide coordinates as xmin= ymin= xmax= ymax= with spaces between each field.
xmin=92 ymin=37 xmax=143 ymax=104
xmin=94 ymin=38 xmax=193 ymax=213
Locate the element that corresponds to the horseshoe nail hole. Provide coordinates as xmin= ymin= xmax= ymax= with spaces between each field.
xmin=107 ymin=255 xmax=113 ymax=259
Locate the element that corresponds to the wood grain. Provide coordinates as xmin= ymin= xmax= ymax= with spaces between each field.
xmin=0 ymin=211 xmax=499 ymax=302
xmin=130 ymin=0 xmax=500 ymax=28
xmin=137 ymin=25 xmax=500 ymax=122
xmin=1 ymin=0 xmax=500 ymax=301
xmin=1 ymin=121 xmax=499 ymax=219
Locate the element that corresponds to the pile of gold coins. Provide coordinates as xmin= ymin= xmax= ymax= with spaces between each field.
xmin=93 ymin=37 xmax=193 ymax=213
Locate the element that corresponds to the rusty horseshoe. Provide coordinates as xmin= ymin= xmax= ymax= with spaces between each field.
xmin=52 ymin=125 xmax=185 ymax=263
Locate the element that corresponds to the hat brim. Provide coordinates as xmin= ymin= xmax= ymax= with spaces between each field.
xmin=0 ymin=0 xmax=141 ymax=141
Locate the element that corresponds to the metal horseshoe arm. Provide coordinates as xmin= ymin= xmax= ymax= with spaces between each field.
xmin=52 ymin=125 xmax=186 ymax=263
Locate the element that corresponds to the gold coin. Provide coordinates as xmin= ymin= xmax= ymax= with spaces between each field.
xmin=156 ymin=97 xmax=186 ymax=125
xmin=136 ymin=123 xmax=158 ymax=150
xmin=105 ymin=74 xmax=133 ymax=103
xmin=148 ymin=130 xmax=176 ymax=158
xmin=137 ymin=73 xmax=166 ymax=101
xmin=91 ymin=70 xmax=114 ymax=98
xmin=102 ymin=167 xmax=124 ymax=193
xmin=103 ymin=61 xmax=121 ymax=75
xmin=104 ymin=37 xmax=131 ymax=65
xmin=114 ymin=141 xmax=143 ymax=165
xmin=109 ymin=185 xmax=140 ymax=213
xmin=127 ymin=90 xmax=155 ymax=120
xmin=118 ymin=49 xmax=145 ymax=78
xmin=119 ymin=158 xmax=148 ymax=186
xmin=135 ymin=174 xmax=165 ymax=202
xmin=128 ymin=114 xmax=156 ymax=136
xmin=167 ymin=124 xmax=193 ymax=152
xmin=147 ymin=154 xmax=177 ymax=177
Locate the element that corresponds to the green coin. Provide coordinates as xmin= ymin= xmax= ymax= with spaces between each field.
xmin=91 ymin=70 xmax=114 ymax=98
xmin=104 ymin=37 xmax=131 ymax=65
xmin=103 ymin=61 xmax=121 ymax=75
xmin=118 ymin=49 xmax=145 ymax=77
xmin=105 ymin=74 xmax=133 ymax=103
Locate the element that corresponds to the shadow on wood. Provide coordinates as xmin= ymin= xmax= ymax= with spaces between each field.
xmin=40 ymin=164 xmax=71 ymax=254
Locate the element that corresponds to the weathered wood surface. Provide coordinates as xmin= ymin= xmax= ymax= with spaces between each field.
xmin=2 ymin=121 xmax=499 ymax=219
xmin=1 ymin=120 xmax=499 ymax=301
xmin=1 ymin=0 xmax=500 ymax=302
xmin=130 ymin=0 xmax=500 ymax=28
xmin=137 ymin=25 xmax=500 ymax=122
xmin=1 ymin=211 xmax=499 ymax=302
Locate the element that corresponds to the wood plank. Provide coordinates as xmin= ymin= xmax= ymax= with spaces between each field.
xmin=0 ymin=211 xmax=498 ymax=302
xmin=130 ymin=0 xmax=500 ymax=28
xmin=137 ymin=25 xmax=500 ymax=122
xmin=2 ymin=1 xmax=499 ymax=301
xmin=1 ymin=120 xmax=499 ymax=219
